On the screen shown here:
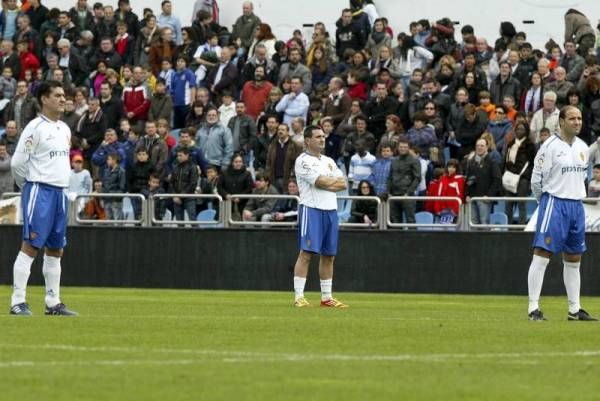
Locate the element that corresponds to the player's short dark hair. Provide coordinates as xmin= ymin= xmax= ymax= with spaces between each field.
xmin=36 ymin=80 xmax=63 ymax=105
xmin=303 ymin=125 xmax=321 ymax=139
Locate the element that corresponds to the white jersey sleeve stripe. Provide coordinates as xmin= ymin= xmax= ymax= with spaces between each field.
xmin=541 ymin=195 xmax=554 ymax=233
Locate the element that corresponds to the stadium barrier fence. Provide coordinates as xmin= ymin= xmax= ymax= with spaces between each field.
xmin=225 ymin=194 xmax=299 ymax=227
xmin=75 ymin=194 xmax=147 ymax=226
xmin=336 ymin=195 xmax=384 ymax=229
xmin=149 ymin=193 xmax=224 ymax=227
xmin=467 ymin=196 xmax=537 ymax=230
xmin=386 ymin=196 xmax=463 ymax=229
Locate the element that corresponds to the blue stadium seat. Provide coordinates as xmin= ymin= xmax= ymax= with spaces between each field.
xmin=489 ymin=212 xmax=508 ymax=231
xmin=337 ymin=199 xmax=352 ymax=223
xmin=415 ymin=211 xmax=434 ymax=230
xmin=196 ymin=209 xmax=222 ymax=228
xmin=493 ymin=200 xmax=505 ymax=214
xmin=197 ymin=209 xmax=217 ymax=221
xmin=122 ymin=197 xmax=134 ymax=221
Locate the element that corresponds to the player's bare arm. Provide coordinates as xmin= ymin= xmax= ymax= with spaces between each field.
xmin=315 ymin=176 xmax=347 ymax=192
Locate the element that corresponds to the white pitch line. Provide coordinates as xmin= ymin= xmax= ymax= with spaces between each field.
xmin=2 ymin=344 xmax=600 ymax=365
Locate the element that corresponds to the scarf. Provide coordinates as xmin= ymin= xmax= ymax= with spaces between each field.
xmin=371 ymin=31 xmax=386 ymax=44
xmin=507 ymin=136 xmax=525 ymax=164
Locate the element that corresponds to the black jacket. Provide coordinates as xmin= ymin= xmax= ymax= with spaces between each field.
xmin=127 ymin=161 xmax=154 ymax=193
xmin=217 ymin=166 xmax=254 ymax=210
xmin=489 ymin=74 xmax=521 ymax=106
xmin=100 ymin=95 xmax=124 ymax=130
xmin=387 ymin=154 xmax=421 ymax=195
xmin=464 ymin=154 xmax=501 ymax=197
xmin=170 ymin=159 xmax=199 ymax=194
xmin=365 ymin=96 xmax=398 ymax=139
xmin=227 ymin=114 xmax=257 ymax=153
xmin=503 ymin=138 xmax=536 ymax=181
xmin=335 ymin=21 xmax=365 ymax=58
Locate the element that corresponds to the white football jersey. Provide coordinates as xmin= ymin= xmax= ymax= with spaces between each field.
xmin=531 ymin=134 xmax=588 ymax=200
xmin=295 ymin=152 xmax=343 ymax=210
xmin=11 ymin=115 xmax=72 ymax=188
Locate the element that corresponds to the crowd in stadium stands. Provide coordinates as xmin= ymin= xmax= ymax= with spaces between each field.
xmin=2 ymin=0 xmax=600 ymax=226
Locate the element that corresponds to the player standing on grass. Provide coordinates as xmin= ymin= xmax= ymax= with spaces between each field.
xmin=293 ymin=126 xmax=348 ymax=308
xmin=527 ymin=105 xmax=596 ymax=321
xmin=9 ymin=80 xmax=78 ymax=316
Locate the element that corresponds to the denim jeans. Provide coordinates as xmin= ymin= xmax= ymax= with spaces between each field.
xmin=174 ymin=198 xmax=197 ymax=221
xmin=471 ymin=200 xmax=491 ymax=225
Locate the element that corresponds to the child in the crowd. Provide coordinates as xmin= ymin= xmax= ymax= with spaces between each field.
xmin=83 ymin=179 xmax=107 ymax=220
xmin=141 ymin=174 xmax=167 ymax=220
xmin=102 ymin=153 xmax=126 ymax=220
xmin=218 ymin=91 xmax=236 ymax=126
xmin=68 ymin=154 xmax=92 ymax=214
xmin=588 ymin=164 xmax=600 ymax=198
xmin=0 ymin=66 xmax=17 ymax=101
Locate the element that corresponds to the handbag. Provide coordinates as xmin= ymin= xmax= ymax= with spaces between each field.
xmin=502 ymin=162 xmax=528 ymax=193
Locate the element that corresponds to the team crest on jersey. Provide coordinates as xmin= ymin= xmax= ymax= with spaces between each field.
xmin=580 ymin=152 xmax=585 ymax=162
xmin=30 ymin=232 xmax=37 ymax=240
xmin=545 ymin=236 xmax=552 ymax=245
xmin=306 ymin=239 xmax=311 ymax=247
xmin=329 ymin=163 xmax=334 ymax=171
xmin=24 ymin=135 xmax=34 ymax=153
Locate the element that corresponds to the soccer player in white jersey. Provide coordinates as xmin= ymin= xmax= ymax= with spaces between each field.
xmin=527 ymin=106 xmax=596 ymax=321
xmin=9 ymin=81 xmax=77 ymax=316
xmin=293 ymin=126 xmax=348 ymax=308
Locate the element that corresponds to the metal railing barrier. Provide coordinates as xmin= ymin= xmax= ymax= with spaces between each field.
xmin=337 ymin=195 xmax=383 ymax=229
xmin=386 ymin=196 xmax=463 ymax=229
xmin=149 ymin=193 xmax=224 ymax=226
xmin=75 ymin=193 xmax=147 ymax=226
xmin=467 ymin=197 xmax=537 ymax=230
xmin=225 ymin=194 xmax=300 ymax=227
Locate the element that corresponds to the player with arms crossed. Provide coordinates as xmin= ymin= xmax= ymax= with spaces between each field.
xmin=9 ymin=81 xmax=77 ymax=316
xmin=527 ymin=105 xmax=596 ymax=321
xmin=293 ymin=126 xmax=348 ymax=308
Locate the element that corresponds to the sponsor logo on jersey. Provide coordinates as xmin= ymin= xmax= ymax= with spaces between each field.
xmin=545 ymin=236 xmax=552 ymax=245
xmin=24 ymin=134 xmax=34 ymax=153
xmin=49 ymin=149 xmax=70 ymax=159
xmin=561 ymin=165 xmax=587 ymax=174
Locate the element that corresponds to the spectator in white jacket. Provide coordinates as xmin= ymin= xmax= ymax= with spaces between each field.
xmin=529 ymin=91 xmax=560 ymax=144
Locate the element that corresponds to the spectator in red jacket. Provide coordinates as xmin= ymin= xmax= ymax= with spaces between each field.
xmin=241 ymin=65 xmax=273 ymax=120
xmin=429 ymin=158 xmax=465 ymax=217
xmin=16 ymin=40 xmax=40 ymax=80
xmin=123 ymin=65 xmax=151 ymax=132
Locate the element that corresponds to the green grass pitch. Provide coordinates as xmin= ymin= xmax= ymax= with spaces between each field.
xmin=1 ymin=286 xmax=600 ymax=401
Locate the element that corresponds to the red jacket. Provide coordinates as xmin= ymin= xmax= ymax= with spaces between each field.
xmin=347 ymin=82 xmax=368 ymax=101
xmin=122 ymin=84 xmax=151 ymax=121
xmin=431 ymin=173 xmax=465 ymax=215
xmin=19 ymin=51 xmax=40 ymax=80
xmin=241 ymin=80 xmax=274 ymax=120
